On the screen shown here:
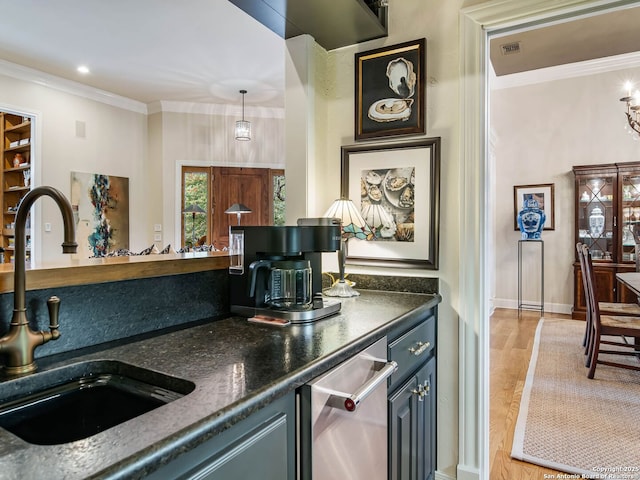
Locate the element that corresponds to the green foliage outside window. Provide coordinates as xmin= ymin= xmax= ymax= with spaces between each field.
xmin=273 ymin=175 xmax=286 ymax=226
xmin=184 ymin=172 xmax=208 ymax=247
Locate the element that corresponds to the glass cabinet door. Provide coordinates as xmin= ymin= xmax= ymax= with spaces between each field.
xmin=576 ymin=175 xmax=615 ymax=261
xmin=620 ymin=174 xmax=640 ymax=262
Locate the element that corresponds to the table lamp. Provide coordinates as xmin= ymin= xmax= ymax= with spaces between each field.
xmin=323 ymin=198 xmax=373 ymax=297
xmin=224 ymin=203 xmax=252 ymax=225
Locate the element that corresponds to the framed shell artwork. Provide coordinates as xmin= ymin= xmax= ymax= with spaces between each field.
xmin=354 ymin=38 xmax=426 ymax=141
xmin=340 ymin=138 xmax=440 ymax=269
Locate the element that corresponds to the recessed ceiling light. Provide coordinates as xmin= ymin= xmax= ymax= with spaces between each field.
xmin=77 ymin=65 xmax=90 ymax=74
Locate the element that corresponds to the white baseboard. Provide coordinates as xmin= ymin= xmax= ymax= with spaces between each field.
xmin=492 ymin=298 xmax=572 ymax=315
xmin=435 ymin=470 xmax=457 ymax=480
xmin=456 ymin=464 xmax=479 ymax=480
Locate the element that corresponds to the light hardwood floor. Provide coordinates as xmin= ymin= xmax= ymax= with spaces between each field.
xmin=489 ymin=308 xmax=571 ymax=479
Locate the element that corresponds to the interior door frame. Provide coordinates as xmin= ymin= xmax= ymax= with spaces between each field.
xmin=460 ymin=1 xmax=640 ymax=479
xmin=0 ymin=103 xmax=41 ymax=264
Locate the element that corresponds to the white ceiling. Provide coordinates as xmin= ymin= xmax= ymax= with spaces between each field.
xmin=0 ymin=0 xmax=286 ymax=108
xmin=1 ymin=2 xmax=639 ymax=111
xmin=490 ymin=5 xmax=640 ymax=77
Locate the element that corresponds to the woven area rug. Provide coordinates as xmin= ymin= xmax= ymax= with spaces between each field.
xmin=511 ymin=317 xmax=640 ymax=479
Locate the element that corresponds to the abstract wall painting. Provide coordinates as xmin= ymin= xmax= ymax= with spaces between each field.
xmin=70 ymin=172 xmax=130 ymax=258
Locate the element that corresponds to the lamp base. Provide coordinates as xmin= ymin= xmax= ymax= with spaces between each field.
xmin=323 ymin=279 xmax=360 ymax=297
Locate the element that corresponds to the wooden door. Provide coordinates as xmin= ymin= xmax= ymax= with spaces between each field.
xmin=212 ymin=167 xmax=270 ymax=248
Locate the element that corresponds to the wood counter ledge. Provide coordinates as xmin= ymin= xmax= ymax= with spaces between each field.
xmin=0 ymin=252 xmax=231 ymax=293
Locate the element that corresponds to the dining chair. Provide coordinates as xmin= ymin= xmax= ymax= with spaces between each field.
xmin=581 ymin=244 xmax=640 ymax=379
xmin=576 ymin=242 xmax=592 ymax=350
xmin=576 ymin=242 xmax=640 ymax=351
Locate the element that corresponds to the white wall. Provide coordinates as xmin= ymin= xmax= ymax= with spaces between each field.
xmin=152 ymin=104 xmax=285 ymax=247
xmin=0 ymin=72 xmax=147 ymax=263
xmin=491 ymin=64 xmax=640 ymax=313
xmin=0 ymin=72 xmax=286 ymax=258
xmin=304 ymin=1 xmax=464 ymax=477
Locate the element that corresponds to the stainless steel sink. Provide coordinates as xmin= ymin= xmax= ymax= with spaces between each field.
xmin=0 ymin=360 xmax=195 ymax=445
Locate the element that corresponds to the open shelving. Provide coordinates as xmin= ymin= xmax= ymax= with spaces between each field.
xmin=1 ymin=111 xmax=33 ymax=264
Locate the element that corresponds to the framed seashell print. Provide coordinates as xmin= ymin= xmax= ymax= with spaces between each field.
xmin=355 ymin=38 xmax=425 ymax=141
xmin=340 ymin=138 xmax=440 ymax=269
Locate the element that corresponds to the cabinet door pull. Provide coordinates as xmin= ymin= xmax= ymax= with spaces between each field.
xmin=411 ymin=385 xmax=426 ymax=401
xmin=423 ymin=380 xmax=431 ymax=395
xmin=408 ymin=341 xmax=431 ymax=356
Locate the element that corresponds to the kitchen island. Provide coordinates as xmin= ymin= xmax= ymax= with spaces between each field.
xmin=0 ymin=289 xmax=440 ymax=479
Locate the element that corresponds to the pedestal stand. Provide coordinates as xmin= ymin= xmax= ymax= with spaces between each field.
xmin=518 ymin=239 xmax=544 ymax=317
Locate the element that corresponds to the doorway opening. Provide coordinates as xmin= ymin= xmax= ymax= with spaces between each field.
xmin=1 ymin=109 xmax=35 ymax=265
xmin=180 ymin=166 xmax=285 ymax=249
xmin=459 ymin=2 xmax=640 ymax=479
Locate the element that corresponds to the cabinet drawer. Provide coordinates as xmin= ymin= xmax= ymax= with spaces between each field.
xmin=388 ymin=316 xmax=435 ymax=391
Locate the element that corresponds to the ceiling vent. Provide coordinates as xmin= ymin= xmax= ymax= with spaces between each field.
xmin=500 ymin=41 xmax=521 ymax=55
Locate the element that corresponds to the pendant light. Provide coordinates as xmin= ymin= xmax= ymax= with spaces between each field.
xmin=235 ymin=89 xmax=251 ymax=141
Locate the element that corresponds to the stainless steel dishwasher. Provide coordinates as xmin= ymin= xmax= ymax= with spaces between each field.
xmin=297 ymin=337 xmax=397 ymax=480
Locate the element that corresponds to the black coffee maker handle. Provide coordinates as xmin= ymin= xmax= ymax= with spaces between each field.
xmin=248 ymin=260 xmax=273 ymax=297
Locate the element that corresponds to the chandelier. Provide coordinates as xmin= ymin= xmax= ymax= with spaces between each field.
xmin=620 ymin=82 xmax=640 ymax=137
xmin=235 ymin=89 xmax=251 ymax=141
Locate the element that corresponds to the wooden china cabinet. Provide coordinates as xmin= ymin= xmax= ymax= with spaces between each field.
xmin=572 ymin=162 xmax=640 ymax=319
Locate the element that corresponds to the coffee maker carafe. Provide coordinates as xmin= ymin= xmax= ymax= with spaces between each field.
xmin=229 ymin=218 xmax=342 ymax=323
xmin=249 ymin=259 xmax=313 ymax=309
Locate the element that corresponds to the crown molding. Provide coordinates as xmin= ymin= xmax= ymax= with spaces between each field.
xmin=491 ymin=50 xmax=640 ymax=90
xmin=149 ymin=100 xmax=285 ymax=119
xmin=0 ymin=58 xmax=148 ymax=114
xmin=0 ymin=59 xmax=286 ymax=119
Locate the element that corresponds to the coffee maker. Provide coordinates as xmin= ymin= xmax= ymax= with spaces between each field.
xmin=229 ymin=218 xmax=342 ymax=323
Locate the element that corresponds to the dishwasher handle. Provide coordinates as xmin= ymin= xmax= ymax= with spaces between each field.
xmin=329 ymin=359 xmax=397 ymax=412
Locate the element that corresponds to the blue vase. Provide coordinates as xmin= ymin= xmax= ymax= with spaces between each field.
xmin=517 ymin=198 xmax=545 ymax=240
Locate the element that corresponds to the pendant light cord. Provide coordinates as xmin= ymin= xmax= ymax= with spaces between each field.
xmin=240 ymin=89 xmax=247 ymax=122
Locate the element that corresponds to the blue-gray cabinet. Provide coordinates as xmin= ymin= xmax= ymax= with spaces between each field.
xmin=388 ymin=313 xmax=437 ymax=480
xmin=146 ymin=393 xmax=295 ymax=480
xmin=144 ymin=305 xmax=437 ymax=480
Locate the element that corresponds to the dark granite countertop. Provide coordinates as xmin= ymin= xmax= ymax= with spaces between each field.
xmin=0 ymin=290 xmax=441 ymax=480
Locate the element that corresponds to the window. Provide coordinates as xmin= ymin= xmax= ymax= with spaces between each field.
xmin=181 ymin=166 xmax=210 ymax=248
xmin=271 ymin=170 xmax=285 ymax=226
